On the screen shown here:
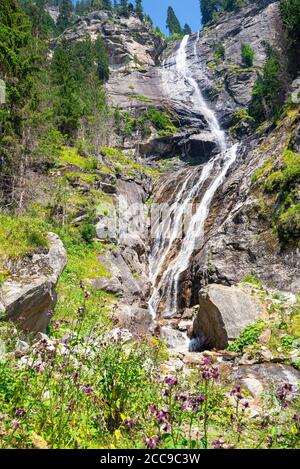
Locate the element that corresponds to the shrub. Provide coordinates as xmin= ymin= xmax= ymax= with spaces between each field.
xmin=249 ymin=46 xmax=282 ymax=123
xmin=228 ymin=320 xmax=266 ymax=353
xmin=214 ymin=43 xmax=225 ymax=60
xmin=241 ymin=43 xmax=254 ymax=67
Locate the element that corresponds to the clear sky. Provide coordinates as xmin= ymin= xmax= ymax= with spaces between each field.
xmin=143 ymin=0 xmax=201 ymax=34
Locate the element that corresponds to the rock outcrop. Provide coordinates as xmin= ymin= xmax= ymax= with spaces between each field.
xmin=0 ymin=233 xmax=67 ymax=332
xmin=191 ymin=284 xmax=263 ymax=349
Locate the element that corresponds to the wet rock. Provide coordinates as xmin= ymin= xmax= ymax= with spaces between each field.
xmin=161 ymin=326 xmax=189 ymax=352
xmin=192 ymin=284 xmax=263 ymax=349
xmin=0 ymin=233 xmax=67 ymax=332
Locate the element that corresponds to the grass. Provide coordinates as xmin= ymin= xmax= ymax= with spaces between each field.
xmin=100 ymin=147 xmax=160 ymax=177
xmin=0 ymin=214 xmax=48 ymax=267
xmin=56 ymin=147 xmax=98 ymax=172
xmin=242 ymin=274 xmax=264 ymax=289
xmin=54 ymin=229 xmax=113 ymax=325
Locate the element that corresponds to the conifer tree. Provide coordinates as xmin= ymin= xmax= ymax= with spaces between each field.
xmin=166 ymin=6 xmax=182 ymax=36
xmin=94 ymin=36 xmax=110 ymax=82
xmin=183 ymin=24 xmax=192 ymax=35
xmin=51 ymin=40 xmax=84 ymax=136
xmin=57 ymin=0 xmax=73 ymax=33
xmin=120 ymin=0 xmax=129 ymax=16
xmin=135 ymin=0 xmax=143 ymax=20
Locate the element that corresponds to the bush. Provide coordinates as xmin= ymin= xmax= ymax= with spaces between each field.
xmin=280 ymin=0 xmax=300 ymax=40
xmin=241 ymin=43 xmax=254 ymax=67
xmin=249 ymin=45 xmax=282 ymax=123
xmin=228 ymin=320 xmax=266 ymax=353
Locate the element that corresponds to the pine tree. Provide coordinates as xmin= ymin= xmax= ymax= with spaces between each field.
xmin=94 ymin=36 xmax=110 ymax=81
xmin=135 ymin=0 xmax=143 ymax=20
xmin=280 ymin=0 xmax=300 ymax=41
xmin=166 ymin=6 xmax=182 ymax=36
xmin=51 ymin=40 xmax=84 ymax=136
xmin=120 ymin=0 xmax=129 ymax=16
xmin=183 ymin=24 xmax=192 ymax=35
xmin=102 ymin=0 xmax=112 ymax=9
xmin=0 ymin=0 xmax=41 ymax=205
xmin=19 ymin=0 xmax=57 ymax=38
xmin=57 ymin=0 xmax=73 ymax=33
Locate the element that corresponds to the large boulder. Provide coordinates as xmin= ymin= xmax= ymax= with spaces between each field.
xmin=0 ymin=233 xmax=67 ymax=332
xmin=192 ymin=284 xmax=263 ymax=350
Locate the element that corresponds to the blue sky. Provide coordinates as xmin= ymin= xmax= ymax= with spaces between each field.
xmin=143 ymin=0 xmax=201 ymax=34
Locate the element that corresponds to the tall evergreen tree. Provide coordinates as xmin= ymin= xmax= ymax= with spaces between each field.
xmin=120 ymin=0 xmax=129 ymax=16
xmin=51 ymin=40 xmax=84 ymax=136
xmin=183 ymin=24 xmax=192 ymax=35
xmin=103 ymin=0 xmax=112 ymax=8
xmin=280 ymin=0 xmax=300 ymax=41
xmin=166 ymin=6 xmax=182 ymax=36
xmin=135 ymin=0 xmax=143 ymax=20
xmin=57 ymin=0 xmax=73 ymax=33
xmin=20 ymin=0 xmax=57 ymax=38
xmin=0 ymin=0 xmax=41 ymax=205
xmin=94 ymin=36 xmax=110 ymax=82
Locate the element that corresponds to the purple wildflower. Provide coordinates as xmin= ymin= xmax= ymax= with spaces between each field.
xmin=15 ymin=408 xmax=26 ymax=418
xmin=164 ymin=376 xmax=178 ymax=386
xmin=212 ymin=439 xmax=225 ymax=449
xmin=277 ymin=383 xmax=294 ymax=408
xmin=144 ymin=436 xmax=160 ymax=449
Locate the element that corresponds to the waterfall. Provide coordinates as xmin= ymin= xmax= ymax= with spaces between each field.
xmin=149 ymin=35 xmax=238 ymax=320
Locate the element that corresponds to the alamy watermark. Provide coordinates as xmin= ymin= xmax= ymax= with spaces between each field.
xmin=0 ymin=79 xmax=5 ymax=104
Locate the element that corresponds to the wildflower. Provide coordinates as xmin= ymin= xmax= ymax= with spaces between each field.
xmin=277 ymin=383 xmax=294 ymax=408
xmin=15 ymin=408 xmax=26 ymax=417
xmin=12 ymin=419 xmax=20 ymax=430
xmin=84 ymin=291 xmax=91 ymax=299
xmin=198 ymin=359 xmax=219 ymax=382
xmin=124 ymin=418 xmax=137 ymax=428
xmin=143 ymin=436 xmax=160 ymax=449
xmin=230 ymin=385 xmax=243 ymax=400
xmin=150 ymin=405 xmax=158 ymax=414
xmin=293 ymin=414 xmax=300 ymax=422
xmin=82 ymin=384 xmax=93 ymax=396
xmin=197 ymin=395 xmax=206 ymax=403
xmin=212 ymin=439 xmax=225 ymax=449
xmin=164 ymin=376 xmax=178 ymax=386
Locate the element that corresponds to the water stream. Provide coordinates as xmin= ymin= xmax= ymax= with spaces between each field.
xmin=149 ymin=35 xmax=238 ymax=326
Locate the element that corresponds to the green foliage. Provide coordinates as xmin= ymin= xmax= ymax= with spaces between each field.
xmin=51 ymin=37 xmax=109 ymax=138
xmin=249 ymin=46 xmax=282 ymax=123
xmin=135 ymin=0 xmax=144 ymax=20
xmin=19 ymin=0 xmax=57 ymax=38
xmin=56 ymin=147 xmax=98 ymax=171
xmin=166 ymin=6 xmax=182 ymax=36
xmin=241 ymin=43 xmax=254 ymax=67
xmin=214 ymin=43 xmax=225 ymax=60
xmin=57 ymin=0 xmax=73 ymax=33
xmin=0 ymin=214 xmax=48 ymax=270
xmin=228 ymin=320 xmax=266 ymax=353
xmin=94 ymin=36 xmax=110 ymax=82
xmin=280 ymin=0 xmax=300 ymax=41
xmin=264 ymin=150 xmax=300 ymax=193
xmin=242 ymin=274 xmax=264 ymax=288
xmin=182 ymin=23 xmax=192 ymax=35
xmin=143 ymin=107 xmax=177 ymax=134
xmin=200 ymin=0 xmax=246 ymax=26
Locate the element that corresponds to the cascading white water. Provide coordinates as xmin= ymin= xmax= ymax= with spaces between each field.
xmin=149 ymin=35 xmax=238 ymax=320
